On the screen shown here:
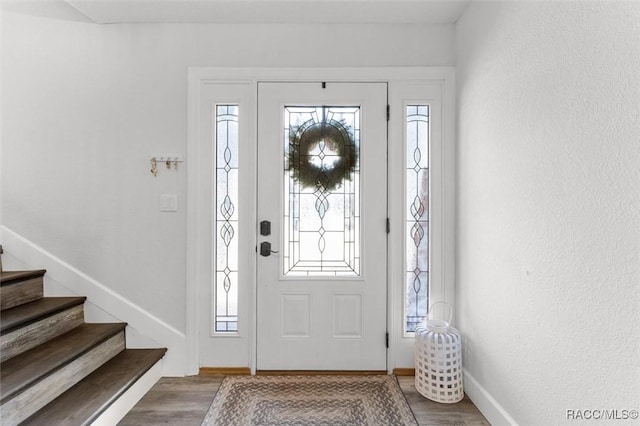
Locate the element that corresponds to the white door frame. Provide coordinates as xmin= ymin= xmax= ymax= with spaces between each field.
xmin=186 ymin=67 xmax=455 ymax=376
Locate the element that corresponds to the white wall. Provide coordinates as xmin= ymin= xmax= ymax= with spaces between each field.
xmin=1 ymin=2 xmax=454 ymax=337
xmin=456 ymin=2 xmax=640 ymax=425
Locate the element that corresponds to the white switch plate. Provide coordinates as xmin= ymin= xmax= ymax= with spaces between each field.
xmin=159 ymin=194 xmax=178 ymax=212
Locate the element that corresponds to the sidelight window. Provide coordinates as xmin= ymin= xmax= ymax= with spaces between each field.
xmin=405 ymin=105 xmax=429 ymax=333
xmin=214 ymin=105 xmax=239 ymax=333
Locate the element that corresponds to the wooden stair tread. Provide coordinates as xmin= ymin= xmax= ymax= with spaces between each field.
xmin=22 ymin=348 xmax=167 ymax=426
xmin=0 ymin=269 xmax=46 ymax=285
xmin=0 ymin=296 xmax=86 ymax=334
xmin=0 ymin=323 xmax=126 ymax=403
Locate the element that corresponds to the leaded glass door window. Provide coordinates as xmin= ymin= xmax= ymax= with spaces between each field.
xmin=283 ymin=106 xmax=360 ymax=277
xmin=256 ymin=82 xmax=388 ymax=371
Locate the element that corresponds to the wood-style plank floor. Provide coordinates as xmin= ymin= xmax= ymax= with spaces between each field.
xmin=119 ymin=375 xmax=490 ymax=425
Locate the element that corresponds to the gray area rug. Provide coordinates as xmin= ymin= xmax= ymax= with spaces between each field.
xmin=201 ymin=375 xmax=419 ymax=426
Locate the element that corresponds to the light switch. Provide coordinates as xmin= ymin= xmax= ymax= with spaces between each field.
xmin=159 ymin=194 xmax=178 ymax=212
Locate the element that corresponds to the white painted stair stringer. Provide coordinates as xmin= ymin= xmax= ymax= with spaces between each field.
xmin=0 ymin=226 xmax=186 ymax=376
xmin=90 ymin=359 xmax=163 ymax=426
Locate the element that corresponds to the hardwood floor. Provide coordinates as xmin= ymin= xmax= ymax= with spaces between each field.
xmin=119 ymin=375 xmax=490 ymax=425
xmin=397 ymin=377 xmax=490 ymax=426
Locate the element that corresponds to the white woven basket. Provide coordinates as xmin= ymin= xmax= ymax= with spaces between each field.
xmin=415 ymin=302 xmax=463 ymax=403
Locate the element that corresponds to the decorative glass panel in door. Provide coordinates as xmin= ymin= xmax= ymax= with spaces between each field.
xmin=283 ymin=106 xmax=360 ymax=277
xmin=257 ymin=82 xmax=388 ymax=371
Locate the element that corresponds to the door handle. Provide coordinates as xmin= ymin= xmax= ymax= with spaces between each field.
xmin=260 ymin=241 xmax=279 ymax=257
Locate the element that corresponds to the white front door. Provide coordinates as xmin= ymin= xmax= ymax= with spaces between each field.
xmin=256 ymin=82 xmax=388 ymax=371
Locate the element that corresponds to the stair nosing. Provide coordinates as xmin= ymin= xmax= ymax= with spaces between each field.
xmin=0 ymin=296 xmax=87 ymax=335
xmin=0 ymin=269 xmax=47 ymax=285
xmin=0 ymin=322 xmax=127 ymax=403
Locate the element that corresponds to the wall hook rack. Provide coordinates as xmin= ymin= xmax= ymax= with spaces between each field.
xmin=150 ymin=155 xmax=184 ymax=176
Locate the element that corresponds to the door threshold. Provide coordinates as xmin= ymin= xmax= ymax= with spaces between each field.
xmin=255 ymin=370 xmax=388 ymax=376
xmin=200 ymin=367 xmax=252 ymax=376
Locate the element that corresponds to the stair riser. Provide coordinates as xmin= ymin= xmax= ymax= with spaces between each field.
xmin=1 ymin=305 xmax=84 ymax=362
xmin=0 ymin=277 xmax=44 ymax=311
xmin=0 ymin=332 xmax=126 ymax=426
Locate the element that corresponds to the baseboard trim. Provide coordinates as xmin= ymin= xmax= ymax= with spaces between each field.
xmin=463 ymin=368 xmax=518 ymax=426
xmin=200 ymin=367 xmax=251 ymax=376
xmin=0 ymin=226 xmax=186 ymax=376
xmin=393 ymin=368 xmax=415 ymax=376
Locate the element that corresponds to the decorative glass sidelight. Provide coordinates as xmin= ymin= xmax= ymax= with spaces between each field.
xmin=215 ymin=105 xmax=239 ymax=333
xmin=405 ymin=105 xmax=430 ymax=333
xmin=283 ymin=106 xmax=360 ymax=277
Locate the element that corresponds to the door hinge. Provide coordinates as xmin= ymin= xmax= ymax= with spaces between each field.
xmin=386 ymin=218 xmax=390 ymax=234
xmin=386 ymin=104 xmax=390 ymax=121
xmin=386 ymin=332 xmax=389 ymax=348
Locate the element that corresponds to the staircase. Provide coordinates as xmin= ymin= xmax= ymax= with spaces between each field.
xmin=0 ymin=245 xmax=167 ymax=425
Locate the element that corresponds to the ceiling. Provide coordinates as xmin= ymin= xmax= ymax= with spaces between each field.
xmin=64 ymin=0 xmax=470 ymax=25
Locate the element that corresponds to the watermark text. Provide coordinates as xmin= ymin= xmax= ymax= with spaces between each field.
xmin=566 ymin=409 xmax=639 ymax=421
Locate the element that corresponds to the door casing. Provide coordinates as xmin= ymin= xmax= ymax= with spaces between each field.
xmin=186 ymin=67 xmax=456 ymax=376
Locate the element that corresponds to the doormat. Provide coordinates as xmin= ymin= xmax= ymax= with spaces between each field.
xmin=201 ymin=375 xmax=418 ymax=426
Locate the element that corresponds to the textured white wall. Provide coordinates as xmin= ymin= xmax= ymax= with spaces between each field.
xmin=456 ymin=2 xmax=640 ymax=424
xmin=0 ymin=2 xmax=454 ymax=333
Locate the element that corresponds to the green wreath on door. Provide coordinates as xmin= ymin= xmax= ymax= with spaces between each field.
xmin=288 ymin=118 xmax=358 ymax=192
